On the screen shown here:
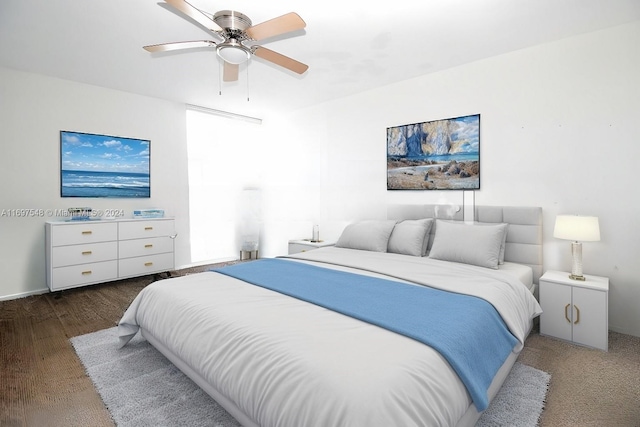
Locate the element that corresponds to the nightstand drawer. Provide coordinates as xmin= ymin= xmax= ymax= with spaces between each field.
xmin=51 ymin=241 xmax=118 ymax=268
xmin=289 ymin=243 xmax=316 ymax=254
xmin=288 ymin=240 xmax=335 ymax=255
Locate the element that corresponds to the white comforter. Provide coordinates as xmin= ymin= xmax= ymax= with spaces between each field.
xmin=119 ymin=247 xmax=542 ymax=427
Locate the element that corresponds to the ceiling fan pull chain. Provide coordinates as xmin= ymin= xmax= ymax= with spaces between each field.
xmin=218 ymin=55 xmax=223 ymax=96
xmin=246 ymin=62 xmax=250 ymax=102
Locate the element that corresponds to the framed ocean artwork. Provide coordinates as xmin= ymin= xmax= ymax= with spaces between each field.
xmin=60 ymin=130 xmax=150 ymax=198
xmin=387 ymin=114 xmax=480 ymax=190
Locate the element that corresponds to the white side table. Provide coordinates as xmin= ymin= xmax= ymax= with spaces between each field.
xmin=288 ymin=239 xmax=335 ymax=255
xmin=539 ymin=270 xmax=609 ymax=351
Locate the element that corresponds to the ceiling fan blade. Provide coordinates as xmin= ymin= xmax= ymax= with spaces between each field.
xmin=143 ymin=40 xmax=216 ymax=52
xmin=252 ymin=46 xmax=308 ymax=75
xmin=164 ymin=0 xmax=223 ymax=32
xmin=246 ymin=12 xmax=306 ymax=41
xmin=223 ymin=61 xmax=239 ymax=82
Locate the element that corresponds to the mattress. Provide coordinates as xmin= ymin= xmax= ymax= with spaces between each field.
xmin=119 ymin=247 xmax=542 ymax=427
xmin=499 ymin=261 xmax=534 ymax=289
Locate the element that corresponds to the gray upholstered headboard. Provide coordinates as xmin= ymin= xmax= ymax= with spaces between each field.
xmin=387 ymin=205 xmax=543 ymax=284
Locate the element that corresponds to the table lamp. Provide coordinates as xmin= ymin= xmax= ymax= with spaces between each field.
xmin=553 ymin=215 xmax=600 ymax=281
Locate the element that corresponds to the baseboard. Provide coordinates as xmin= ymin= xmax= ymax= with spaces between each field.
xmin=0 ymin=287 xmax=49 ymax=301
xmin=609 ymin=324 xmax=640 ymax=339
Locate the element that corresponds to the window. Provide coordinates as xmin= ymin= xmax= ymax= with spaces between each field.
xmin=186 ymin=107 xmax=262 ymax=263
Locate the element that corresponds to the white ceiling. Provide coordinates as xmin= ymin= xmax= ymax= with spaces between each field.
xmin=1 ymin=0 xmax=639 ymax=117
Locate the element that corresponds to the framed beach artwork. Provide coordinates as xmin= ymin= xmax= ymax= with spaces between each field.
xmin=387 ymin=114 xmax=480 ymax=190
xmin=60 ymin=130 xmax=150 ymax=198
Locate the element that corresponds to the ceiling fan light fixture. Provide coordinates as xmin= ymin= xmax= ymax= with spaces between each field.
xmin=146 ymin=2 xmax=309 ymax=82
xmin=217 ymin=42 xmax=250 ymax=64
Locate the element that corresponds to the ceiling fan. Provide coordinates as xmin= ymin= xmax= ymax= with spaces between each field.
xmin=144 ymin=0 xmax=308 ymax=82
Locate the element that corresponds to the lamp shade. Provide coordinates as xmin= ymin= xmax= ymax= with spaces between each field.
xmin=553 ymin=215 xmax=600 ymax=242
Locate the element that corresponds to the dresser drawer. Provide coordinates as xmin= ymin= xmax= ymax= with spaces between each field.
xmin=119 ymin=237 xmax=174 ymax=259
xmin=51 ymin=222 xmax=118 ymax=246
xmin=118 ymin=252 xmax=174 ymax=278
xmin=51 ymin=241 xmax=118 ymax=268
xmin=51 ymin=260 xmax=118 ymax=291
xmin=119 ymin=220 xmax=175 ymax=240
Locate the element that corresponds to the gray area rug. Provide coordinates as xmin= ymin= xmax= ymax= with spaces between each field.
xmin=71 ymin=327 xmax=549 ymax=426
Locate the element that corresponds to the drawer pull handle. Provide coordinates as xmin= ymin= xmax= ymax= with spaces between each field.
xmin=145 ymin=262 xmax=153 ymax=267
xmin=81 ymin=270 xmax=92 ymax=275
xmin=82 ymin=231 xmax=92 ymax=235
xmin=145 ymin=227 xmax=153 ymax=230
xmin=574 ymin=305 xmax=580 ymax=324
xmin=145 ymin=244 xmax=153 ymax=248
xmin=564 ymin=303 xmax=571 ymax=323
xmin=81 ymin=251 xmax=92 ymax=255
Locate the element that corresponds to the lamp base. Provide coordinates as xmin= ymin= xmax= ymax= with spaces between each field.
xmin=570 ymin=241 xmax=585 ymax=281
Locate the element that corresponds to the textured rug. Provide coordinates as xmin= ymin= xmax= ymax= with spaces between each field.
xmin=476 ymin=362 xmax=550 ymax=426
xmin=71 ymin=327 xmax=549 ymax=426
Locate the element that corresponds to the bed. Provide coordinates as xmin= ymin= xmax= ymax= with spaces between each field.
xmin=118 ymin=205 xmax=543 ymax=427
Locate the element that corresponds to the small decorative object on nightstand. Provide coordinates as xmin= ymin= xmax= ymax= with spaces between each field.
xmin=553 ymin=214 xmax=600 ymax=281
xmin=288 ymin=239 xmax=335 ymax=255
xmin=539 ymin=270 xmax=609 ymax=351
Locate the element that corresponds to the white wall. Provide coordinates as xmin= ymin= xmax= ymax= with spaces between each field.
xmin=272 ymin=21 xmax=640 ymax=337
xmin=0 ymin=67 xmax=191 ymax=299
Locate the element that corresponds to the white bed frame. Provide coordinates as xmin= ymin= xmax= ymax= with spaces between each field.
xmin=143 ymin=205 xmax=543 ymax=427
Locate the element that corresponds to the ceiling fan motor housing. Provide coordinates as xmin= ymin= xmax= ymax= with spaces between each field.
xmin=213 ymin=10 xmax=252 ymax=33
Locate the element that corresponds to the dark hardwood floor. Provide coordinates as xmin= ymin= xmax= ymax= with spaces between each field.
xmin=0 ymin=275 xmax=153 ymax=426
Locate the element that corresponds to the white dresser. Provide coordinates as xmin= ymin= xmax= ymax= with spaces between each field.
xmin=45 ymin=218 xmax=176 ymax=292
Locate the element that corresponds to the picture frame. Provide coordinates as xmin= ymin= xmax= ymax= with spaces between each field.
xmin=60 ymin=130 xmax=150 ymax=198
xmin=387 ymin=114 xmax=480 ymax=190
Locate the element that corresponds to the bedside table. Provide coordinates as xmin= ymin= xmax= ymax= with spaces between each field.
xmin=539 ymin=270 xmax=609 ymax=351
xmin=288 ymin=239 xmax=335 ymax=255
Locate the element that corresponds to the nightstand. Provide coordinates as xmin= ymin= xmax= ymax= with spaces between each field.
xmin=288 ymin=239 xmax=335 ymax=255
xmin=539 ymin=270 xmax=609 ymax=351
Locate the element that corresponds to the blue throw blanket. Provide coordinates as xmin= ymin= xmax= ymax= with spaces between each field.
xmin=211 ymin=258 xmax=518 ymax=411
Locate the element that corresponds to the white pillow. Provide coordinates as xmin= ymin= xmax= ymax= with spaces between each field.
xmin=428 ymin=220 xmax=505 ymax=269
xmin=335 ymin=220 xmax=397 ymax=252
xmin=387 ymin=218 xmax=434 ymax=256
xmin=473 ymin=222 xmax=509 ymax=264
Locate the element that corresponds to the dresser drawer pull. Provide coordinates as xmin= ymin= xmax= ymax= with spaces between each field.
xmin=81 ymin=251 xmax=92 ymax=255
xmin=144 ymin=226 xmax=153 ymax=231
xmin=145 ymin=244 xmax=153 ymax=248
xmin=81 ymin=270 xmax=92 ymax=275
xmin=144 ymin=262 xmax=153 ymax=267
xmin=81 ymin=231 xmax=92 ymax=235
